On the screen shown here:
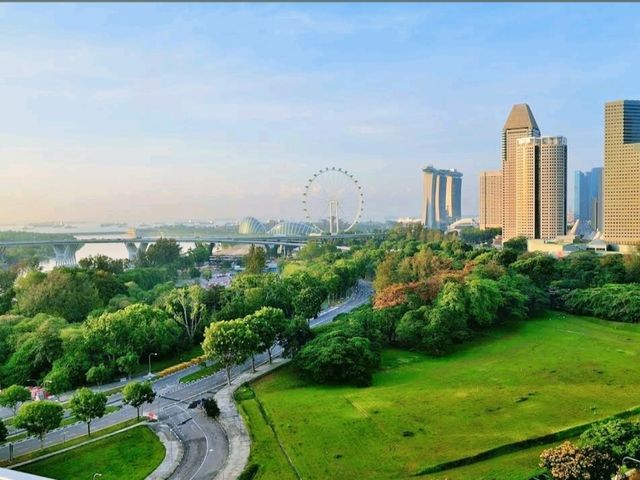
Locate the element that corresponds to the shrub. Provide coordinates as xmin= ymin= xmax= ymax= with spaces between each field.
xmin=539 ymin=441 xmax=617 ymax=480
xmin=564 ymin=284 xmax=640 ymax=323
xmin=157 ymin=355 xmax=207 ymax=377
xmin=294 ymin=328 xmax=380 ymax=386
xmin=0 ymin=418 xmax=7 ymax=444
xmin=580 ymin=419 xmax=640 ymax=463
xmin=203 ymin=397 xmax=220 ymax=419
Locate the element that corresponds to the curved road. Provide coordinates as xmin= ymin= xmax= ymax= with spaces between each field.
xmin=1 ymin=281 xmax=372 ymax=480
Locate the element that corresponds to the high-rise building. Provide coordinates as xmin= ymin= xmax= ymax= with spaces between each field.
xmin=502 ymin=104 xmax=540 ymax=240
xmin=421 ymin=166 xmax=463 ymax=230
xmin=479 ymin=171 xmax=502 ymax=229
xmin=604 ymin=100 xmax=640 ymax=245
xmin=445 ymin=171 xmax=463 ymax=221
xmin=515 ymin=136 xmax=567 ymax=240
xmin=574 ymin=167 xmax=603 ymax=232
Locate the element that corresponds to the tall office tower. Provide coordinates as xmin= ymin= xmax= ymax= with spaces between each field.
xmin=590 ymin=167 xmax=604 ymax=233
xmin=515 ymin=136 xmax=567 ymax=240
xmin=501 ymin=104 xmax=541 ymax=240
xmin=574 ymin=167 xmax=603 ymax=231
xmin=574 ymin=171 xmax=589 ymax=224
xmin=445 ymin=171 xmax=463 ymax=221
xmin=422 ymin=166 xmax=441 ymax=229
xmin=479 ymin=171 xmax=502 ymax=229
xmin=604 ymin=100 xmax=640 ymax=245
xmin=422 ymin=166 xmax=463 ymax=230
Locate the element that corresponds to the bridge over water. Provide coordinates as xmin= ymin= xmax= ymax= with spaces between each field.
xmin=0 ymin=233 xmax=378 ymax=267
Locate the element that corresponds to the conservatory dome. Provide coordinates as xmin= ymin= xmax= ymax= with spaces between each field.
xmin=268 ymin=222 xmax=317 ymax=237
xmin=238 ymin=217 xmax=267 ymax=235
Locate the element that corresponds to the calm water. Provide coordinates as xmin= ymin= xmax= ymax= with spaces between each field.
xmin=0 ymin=223 xmax=196 ymax=270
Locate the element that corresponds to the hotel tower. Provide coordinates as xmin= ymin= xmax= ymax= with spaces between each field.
xmin=603 ymin=100 xmax=640 ymax=245
xmin=501 ymin=104 xmax=540 ymax=240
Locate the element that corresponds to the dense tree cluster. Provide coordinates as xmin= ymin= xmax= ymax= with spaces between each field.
xmin=564 ymin=284 xmax=640 ymax=323
xmin=295 ymin=327 xmax=380 ymax=386
xmin=244 ymin=245 xmax=267 ymax=274
xmin=368 ymin=233 xmax=548 ymax=357
xmin=579 ymin=419 xmax=640 ymax=463
xmin=458 ymin=227 xmax=501 ymax=245
xmin=4 ymin=222 xmax=640 ymax=399
xmin=14 ymin=269 xmax=101 ymax=323
xmin=0 ymin=232 xmax=368 ymax=391
xmin=539 ymin=441 xmax=616 ymax=480
xmin=539 ymin=419 xmax=640 ymax=479
xmin=216 ymin=272 xmax=329 ymax=322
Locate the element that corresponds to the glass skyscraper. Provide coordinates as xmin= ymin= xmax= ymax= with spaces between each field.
xmin=574 ymin=167 xmax=603 ymax=232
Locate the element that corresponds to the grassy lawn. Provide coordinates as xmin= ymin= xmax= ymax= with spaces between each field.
xmin=1 ymin=418 xmax=142 ymax=467
xmin=18 ymin=425 xmax=164 ymax=480
xmin=179 ymin=364 xmax=217 ymax=384
xmin=236 ymin=386 xmax=299 ymax=480
xmin=240 ymin=312 xmax=640 ymax=480
xmin=421 ymin=442 xmax=548 ymax=480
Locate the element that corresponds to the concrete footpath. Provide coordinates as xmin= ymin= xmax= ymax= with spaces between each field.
xmin=213 ymin=281 xmax=372 ymax=480
xmin=213 ymin=359 xmax=288 ymax=480
xmin=147 ymin=423 xmax=183 ymax=480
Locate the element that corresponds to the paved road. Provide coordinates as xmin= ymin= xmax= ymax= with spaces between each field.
xmin=1 ymin=281 xmax=372 ymax=479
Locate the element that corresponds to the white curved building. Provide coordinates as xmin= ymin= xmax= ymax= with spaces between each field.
xmin=447 ymin=217 xmax=479 ymax=233
xmin=268 ymin=222 xmax=318 ymax=237
xmin=238 ymin=217 xmax=267 ymax=235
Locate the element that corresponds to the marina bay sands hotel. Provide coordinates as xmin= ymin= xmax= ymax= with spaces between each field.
xmin=421 ymin=166 xmax=463 ymax=230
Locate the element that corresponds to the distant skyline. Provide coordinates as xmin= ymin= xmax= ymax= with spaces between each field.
xmin=1 ymin=3 xmax=639 ymax=223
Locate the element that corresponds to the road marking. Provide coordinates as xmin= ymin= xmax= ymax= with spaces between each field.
xmin=179 ymin=405 xmax=210 ymax=480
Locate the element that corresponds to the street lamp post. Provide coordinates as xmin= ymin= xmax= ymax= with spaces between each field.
xmin=147 ymin=352 xmax=158 ymax=378
xmin=93 ymin=474 xmax=102 ymax=480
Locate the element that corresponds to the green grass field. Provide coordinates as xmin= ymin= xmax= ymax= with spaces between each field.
xmin=18 ymin=425 xmax=165 ymax=480
xmin=239 ymin=312 xmax=640 ymax=479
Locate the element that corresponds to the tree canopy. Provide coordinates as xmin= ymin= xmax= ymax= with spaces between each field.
xmin=203 ymin=319 xmax=257 ymax=385
xmin=122 ymin=381 xmax=156 ymax=419
xmin=163 ymin=285 xmax=209 ymax=342
xmin=69 ymin=387 xmax=107 ymax=437
xmin=0 ymin=384 xmax=31 ymax=415
xmin=15 ymin=400 xmax=64 ymax=448
xmin=14 ymin=269 xmax=100 ymax=322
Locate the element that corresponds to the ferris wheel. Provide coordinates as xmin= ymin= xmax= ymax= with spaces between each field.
xmin=302 ymin=167 xmax=364 ymax=234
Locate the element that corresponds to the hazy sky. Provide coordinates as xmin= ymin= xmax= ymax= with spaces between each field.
xmin=1 ymin=3 xmax=639 ymax=224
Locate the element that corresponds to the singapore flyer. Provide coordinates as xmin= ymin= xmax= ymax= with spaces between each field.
xmin=302 ymin=167 xmax=364 ymax=234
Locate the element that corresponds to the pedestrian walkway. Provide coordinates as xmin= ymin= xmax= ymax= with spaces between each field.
xmin=213 ymin=359 xmax=288 ymax=480
xmin=213 ymin=280 xmax=372 ymax=480
xmin=147 ymin=423 xmax=183 ymax=480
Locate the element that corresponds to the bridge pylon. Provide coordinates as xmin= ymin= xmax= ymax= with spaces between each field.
xmin=52 ymin=243 xmax=79 ymax=267
xmin=125 ymin=242 xmax=149 ymax=262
